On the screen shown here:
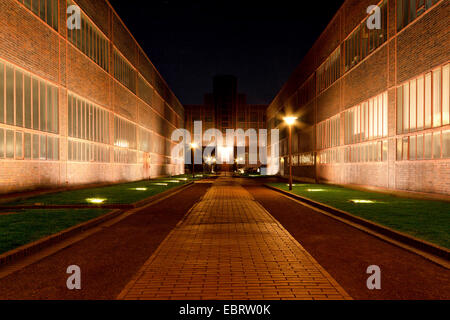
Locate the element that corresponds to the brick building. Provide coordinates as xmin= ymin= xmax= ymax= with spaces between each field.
xmin=267 ymin=0 xmax=449 ymax=195
xmin=184 ymin=75 xmax=267 ymax=169
xmin=0 ymin=0 xmax=185 ymax=194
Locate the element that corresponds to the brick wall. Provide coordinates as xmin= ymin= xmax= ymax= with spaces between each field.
xmin=0 ymin=0 xmax=185 ymax=195
xmin=269 ymin=0 xmax=450 ymax=195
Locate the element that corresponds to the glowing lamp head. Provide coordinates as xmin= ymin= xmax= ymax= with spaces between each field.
xmin=86 ymin=198 xmax=106 ymax=204
xmin=190 ymin=142 xmax=198 ymax=149
xmin=283 ymin=116 xmax=297 ymax=126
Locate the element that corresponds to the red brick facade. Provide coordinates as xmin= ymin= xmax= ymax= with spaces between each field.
xmin=268 ymin=0 xmax=449 ymax=195
xmin=0 ymin=0 xmax=185 ymax=194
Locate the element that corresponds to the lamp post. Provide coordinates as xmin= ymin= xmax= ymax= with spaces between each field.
xmin=190 ymin=142 xmax=198 ymax=179
xmin=283 ymin=116 xmax=297 ymax=191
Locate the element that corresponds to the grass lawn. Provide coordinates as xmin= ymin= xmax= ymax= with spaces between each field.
xmin=7 ymin=175 xmax=195 ymax=206
xmin=269 ymin=183 xmax=450 ymax=249
xmin=0 ymin=208 xmax=108 ymax=254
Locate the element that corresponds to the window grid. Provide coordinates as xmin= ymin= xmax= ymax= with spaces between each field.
xmin=18 ymin=0 xmax=58 ymax=31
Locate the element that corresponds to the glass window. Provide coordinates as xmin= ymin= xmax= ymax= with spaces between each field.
xmin=443 ymin=64 xmax=449 ymax=125
xmin=32 ymin=134 xmax=39 ymax=159
xmin=0 ymin=128 xmax=3 ymax=158
xmin=433 ymin=131 xmax=441 ymax=159
xmin=0 ymin=62 xmax=4 ymax=124
xmin=443 ymin=130 xmax=450 ymax=158
xmin=40 ymin=81 xmax=46 ymax=131
xmin=417 ymin=134 xmax=423 ymax=160
xmin=24 ymin=74 xmax=31 ymax=128
xmin=383 ymin=93 xmax=388 ymax=137
xmin=68 ymin=95 xmax=73 ymax=137
xmin=40 ymin=135 xmax=46 ymax=160
xmin=6 ymin=130 xmax=14 ymax=158
xmin=424 ymin=73 xmax=432 ymax=128
xmin=424 ymin=132 xmax=432 ymax=159
xmin=402 ymin=137 xmax=409 ymax=160
xmin=6 ymin=65 xmax=14 ymax=125
xmin=397 ymin=86 xmax=403 ymax=134
xmin=409 ymin=135 xmax=416 ymax=160
xmin=397 ymin=138 xmax=402 ymax=161
xmin=15 ymin=70 xmax=24 ymax=127
xmin=46 ymin=85 xmax=52 ymax=132
xmin=432 ymin=68 xmax=441 ymax=127
xmin=47 ymin=136 xmax=53 ymax=160
xmin=417 ymin=75 xmax=424 ymax=130
xmin=382 ymin=139 xmax=388 ymax=161
xmin=15 ymin=131 xmax=23 ymax=159
xmin=52 ymin=86 xmax=58 ymax=133
xmin=403 ymin=83 xmax=409 ymax=132
xmin=410 ymin=79 xmax=416 ymax=131
xmin=24 ymin=132 xmax=31 ymax=159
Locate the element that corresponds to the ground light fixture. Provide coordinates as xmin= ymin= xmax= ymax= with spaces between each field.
xmin=86 ymin=198 xmax=106 ymax=204
xmin=283 ymin=116 xmax=298 ymax=191
xmin=350 ymin=199 xmax=375 ymax=204
xmin=131 ymin=188 xmax=148 ymax=191
xmin=150 ymin=183 xmax=168 ymax=186
xmin=307 ymin=188 xmax=326 ymax=192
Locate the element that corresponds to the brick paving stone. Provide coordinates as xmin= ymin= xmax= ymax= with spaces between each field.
xmin=118 ymin=177 xmax=351 ymax=300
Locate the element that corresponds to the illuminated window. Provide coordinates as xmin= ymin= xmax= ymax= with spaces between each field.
xmin=18 ymin=0 xmax=58 ymax=31
xmin=397 ymin=0 xmax=440 ymax=31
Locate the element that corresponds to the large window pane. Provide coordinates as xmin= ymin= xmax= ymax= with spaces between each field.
xmin=417 ymin=134 xmax=423 ymax=160
xmin=0 ymin=128 xmax=3 ymax=158
xmin=403 ymin=83 xmax=409 ymax=132
xmin=68 ymin=95 xmax=73 ymax=137
xmin=383 ymin=93 xmax=388 ymax=137
xmin=40 ymin=135 xmax=46 ymax=160
xmin=424 ymin=132 xmax=432 ymax=159
xmin=32 ymin=134 xmax=39 ymax=159
xmin=6 ymin=65 xmax=14 ymax=125
xmin=433 ymin=131 xmax=441 ymax=159
xmin=397 ymin=86 xmax=403 ymax=134
xmin=410 ymin=79 xmax=416 ymax=131
xmin=443 ymin=64 xmax=449 ymax=125
xmin=409 ymin=135 xmax=416 ymax=160
xmin=24 ymin=74 xmax=31 ymax=128
xmin=6 ymin=130 xmax=14 ymax=158
xmin=402 ymin=137 xmax=408 ymax=161
xmin=46 ymin=85 xmax=53 ymax=132
xmin=24 ymin=132 xmax=31 ymax=159
xmin=443 ymin=130 xmax=450 ymax=158
xmin=424 ymin=73 xmax=432 ymax=128
xmin=15 ymin=70 xmax=23 ymax=127
xmin=52 ymin=86 xmax=58 ymax=133
xmin=417 ymin=75 xmax=424 ymax=130
xmin=0 ymin=62 xmax=4 ymax=123
xmin=396 ymin=138 xmax=402 ymax=161
xmin=40 ymin=81 xmax=46 ymax=131
xmin=32 ymin=78 xmax=39 ymax=130
xmin=15 ymin=132 xmax=23 ymax=159
xmin=432 ymin=68 xmax=441 ymax=127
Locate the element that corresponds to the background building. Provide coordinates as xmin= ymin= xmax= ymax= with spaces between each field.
xmin=184 ymin=75 xmax=267 ymax=170
xmin=0 ymin=0 xmax=185 ymax=194
xmin=267 ymin=0 xmax=449 ymax=195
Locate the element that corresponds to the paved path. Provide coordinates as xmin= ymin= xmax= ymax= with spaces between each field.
xmin=118 ymin=178 xmax=351 ymax=300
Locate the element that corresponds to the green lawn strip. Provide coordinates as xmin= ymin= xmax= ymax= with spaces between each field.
xmin=0 ymin=208 xmax=108 ymax=254
xmin=7 ymin=175 xmax=195 ymax=206
xmin=270 ymin=183 xmax=450 ymax=249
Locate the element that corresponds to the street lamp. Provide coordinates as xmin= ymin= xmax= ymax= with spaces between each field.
xmin=190 ymin=142 xmax=198 ymax=179
xmin=283 ymin=116 xmax=297 ymax=190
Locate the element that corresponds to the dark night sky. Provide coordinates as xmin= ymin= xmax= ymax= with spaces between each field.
xmin=108 ymin=0 xmax=345 ymax=105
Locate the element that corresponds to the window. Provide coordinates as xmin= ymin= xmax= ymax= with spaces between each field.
xmin=397 ymin=0 xmax=440 ymax=31
xmin=397 ymin=64 xmax=449 ymax=133
xmin=0 ymin=128 xmax=3 ymax=158
xmin=317 ymin=47 xmax=340 ymax=92
xmin=18 ymin=0 xmax=58 ymax=31
xmin=344 ymin=0 xmax=387 ymax=72
xmin=6 ymin=130 xmax=14 ymax=158
xmin=443 ymin=130 xmax=450 ymax=158
xmin=317 ymin=115 xmax=340 ymax=150
xmin=67 ymin=0 xmax=109 ymax=71
xmin=114 ymin=50 xmax=136 ymax=92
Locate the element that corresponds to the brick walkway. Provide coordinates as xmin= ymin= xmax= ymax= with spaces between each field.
xmin=118 ymin=178 xmax=351 ymax=300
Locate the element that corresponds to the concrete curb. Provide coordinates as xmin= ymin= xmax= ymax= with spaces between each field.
xmin=0 ymin=182 xmax=195 ymax=267
xmin=265 ymin=184 xmax=450 ymax=268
